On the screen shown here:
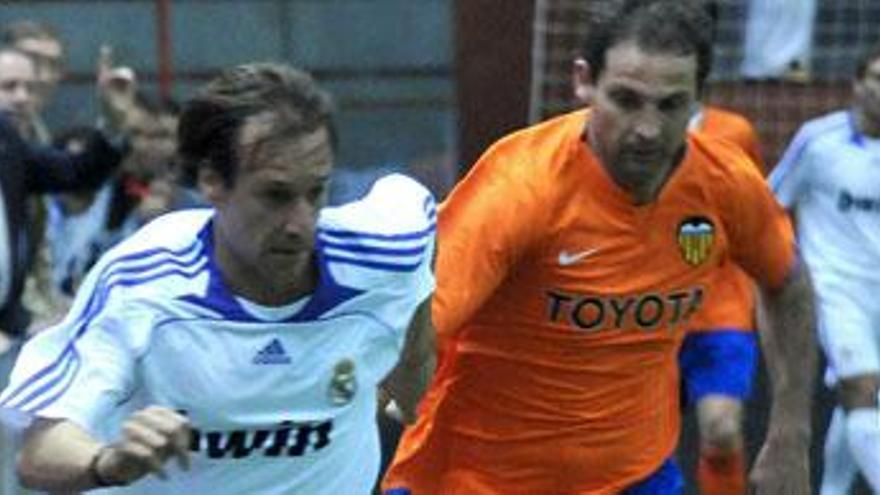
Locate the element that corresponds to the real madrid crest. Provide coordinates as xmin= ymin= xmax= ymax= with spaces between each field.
xmin=677 ymin=216 xmax=715 ymax=266
xmin=328 ymin=358 xmax=358 ymax=406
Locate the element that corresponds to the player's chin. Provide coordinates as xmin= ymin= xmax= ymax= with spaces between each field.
xmin=265 ymin=250 xmax=311 ymax=271
xmin=618 ymin=166 xmax=659 ymax=190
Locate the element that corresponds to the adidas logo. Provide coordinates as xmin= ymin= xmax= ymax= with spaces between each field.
xmin=253 ymin=338 xmax=292 ymax=365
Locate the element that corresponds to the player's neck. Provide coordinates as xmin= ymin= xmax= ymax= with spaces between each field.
xmin=585 ymin=124 xmax=679 ymax=205
xmin=213 ymin=239 xmax=318 ymax=306
xmin=234 ymin=263 xmax=317 ymax=306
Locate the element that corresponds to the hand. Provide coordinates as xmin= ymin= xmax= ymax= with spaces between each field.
xmin=749 ymin=430 xmax=811 ymax=495
xmin=377 ymin=386 xmax=392 ymax=414
xmin=96 ymin=45 xmax=137 ymax=132
xmin=95 ymin=406 xmax=191 ymax=485
xmin=0 ymin=331 xmax=13 ymax=355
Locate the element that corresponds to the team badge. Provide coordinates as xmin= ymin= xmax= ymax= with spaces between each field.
xmin=677 ymin=216 xmax=715 ymax=266
xmin=328 ymin=358 xmax=357 ymax=406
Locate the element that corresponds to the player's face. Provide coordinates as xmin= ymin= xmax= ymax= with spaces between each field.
xmin=123 ymin=109 xmax=177 ymax=180
xmin=15 ymin=37 xmax=64 ymax=111
xmin=588 ymin=41 xmax=697 ymax=203
xmin=855 ymin=56 xmax=880 ymax=128
xmin=0 ymin=51 xmax=35 ymax=135
xmin=210 ymin=113 xmax=333 ymax=301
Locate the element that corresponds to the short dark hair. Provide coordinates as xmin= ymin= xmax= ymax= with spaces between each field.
xmin=580 ymin=0 xmax=714 ymax=92
xmin=1 ymin=20 xmax=60 ymax=45
xmin=855 ymin=42 xmax=880 ymax=80
xmin=177 ymin=62 xmax=336 ymax=187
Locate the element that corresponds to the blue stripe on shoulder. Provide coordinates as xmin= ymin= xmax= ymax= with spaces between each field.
xmin=323 ymin=255 xmax=424 ymax=272
xmin=6 ymin=347 xmax=80 ymax=413
xmin=423 ymin=195 xmax=437 ymax=219
xmin=19 ymin=256 xmax=210 ymax=413
xmin=320 ymin=239 xmax=428 ymax=256
xmin=318 ymin=223 xmax=436 ymax=242
xmin=20 ymin=350 xmax=83 ymax=414
xmin=1 ymin=240 xmax=206 ymax=412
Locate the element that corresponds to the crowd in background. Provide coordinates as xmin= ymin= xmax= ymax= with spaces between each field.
xmin=0 ymin=1 xmax=877 ymax=493
xmin=0 ymin=21 xmax=204 ymax=494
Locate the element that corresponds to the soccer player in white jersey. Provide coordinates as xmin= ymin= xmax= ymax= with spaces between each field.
xmin=770 ymin=43 xmax=880 ymax=494
xmin=0 ymin=62 xmax=437 ymax=494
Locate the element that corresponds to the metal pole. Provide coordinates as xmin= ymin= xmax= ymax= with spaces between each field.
xmin=155 ymin=0 xmax=173 ymax=99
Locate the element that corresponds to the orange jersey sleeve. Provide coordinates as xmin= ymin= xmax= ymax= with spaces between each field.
xmin=433 ymin=131 xmax=556 ymax=342
xmin=693 ymin=134 xmax=796 ymax=290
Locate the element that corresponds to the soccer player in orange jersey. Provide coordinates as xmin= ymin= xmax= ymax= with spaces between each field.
xmin=576 ymin=3 xmax=766 ymax=493
xmin=383 ymin=1 xmax=816 ymax=494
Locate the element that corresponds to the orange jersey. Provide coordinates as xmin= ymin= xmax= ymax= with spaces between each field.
xmin=687 ymin=105 xmax=765 ymax=332
xmin=383 ymin=110 xmax=795 ymax=494
xmin=695 ymin=106 xmax=764 ymax=172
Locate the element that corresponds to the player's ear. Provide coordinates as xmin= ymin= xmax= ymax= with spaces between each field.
xmin=197 ymin=167 xmax=228 ymax=205
xmin=572 ymin=58 xmax=595 ymax=105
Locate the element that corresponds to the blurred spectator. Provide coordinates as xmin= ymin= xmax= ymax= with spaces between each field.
xmin=103 ymin=93 xmax=204 ymax=249
xmin=1 ymin=21 xmax=70 ymax=341
xmin=740 ymin=0 xmax=818 ymax=81
xmin=44 ymin=94 xmax=205 ymax=298
xmin=1 ymin=20 xmax=64 ymax=144
xmin=0 ymin=47 xmax=36 ymax=138
xmin=44 ymin=127 xmax=115 ymax=297
xmin=0 ymin=44 xmax=124 ymax=495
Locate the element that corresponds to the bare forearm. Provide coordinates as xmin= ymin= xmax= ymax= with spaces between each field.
xmin=758 ymin=264 xmax=817 ymax=434
xmin=384 ymin=356 xmax=436 ymax=424
xmin=383 ymin=298 xmax=436 ymax=423
xmin=19 ymin=419 xmax=103 ymax=491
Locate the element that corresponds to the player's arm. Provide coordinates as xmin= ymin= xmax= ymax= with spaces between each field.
xmin=18 ymin=407 xmax=191 ymax=491
xmin=750 ymin=262 xmax=816 ymax=490
xmin=721 ymin=154 xmax=817 ymax=494
xmin=17 ymin=418 xmax=103 ymax=491
xmin=380 ymin=297 xmax=436 ymax=424
xmin=433 ymin=143 xmax=548 ymax=339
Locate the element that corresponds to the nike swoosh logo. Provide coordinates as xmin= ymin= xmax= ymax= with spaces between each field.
xmin=558 ymin=248 xmax=600 ymax=266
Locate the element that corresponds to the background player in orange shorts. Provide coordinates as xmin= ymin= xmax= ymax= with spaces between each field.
xmin=677 ymin=126 xmax=762 ymax=495
xmin=680 ymin=105 xmax=764 ymax=495
xmin=383 ymin=1 xmax=816 ymax=494
xmin=676 ymin=3 xmax=767 ymax=494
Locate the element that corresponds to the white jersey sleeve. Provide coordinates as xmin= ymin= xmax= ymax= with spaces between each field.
xmin=770 ymin=123 xmax=815 ymax=208
xmin=0 ymin=210 xmax=212 ymax=434
xmin=0 ymin=291 xmax=144 ymax=431
xmin=770 ymin=111 xmax=848 ymax=208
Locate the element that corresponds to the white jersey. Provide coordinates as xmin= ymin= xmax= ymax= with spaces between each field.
xmin=770 ymin=111 xmax=880 ymax=382
xmin=0 ymin=174 xmax=436 ymax=495
xmin=770 ymin=110 xmax=880 ymax=290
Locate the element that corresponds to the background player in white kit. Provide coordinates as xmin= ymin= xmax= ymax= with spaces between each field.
xmin=0 ymin=62 xmax=437 ymax=494
xmin=770 ymin=42 xmax=880 ymax=494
